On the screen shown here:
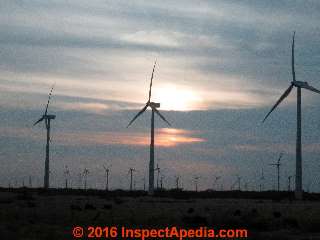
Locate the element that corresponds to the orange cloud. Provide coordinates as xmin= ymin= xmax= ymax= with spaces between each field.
xmin=54 ymin=128 xmax=205 ymax=147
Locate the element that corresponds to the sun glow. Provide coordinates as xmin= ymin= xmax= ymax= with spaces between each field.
xmin=152 ymin=85 xmax=203 ymax=111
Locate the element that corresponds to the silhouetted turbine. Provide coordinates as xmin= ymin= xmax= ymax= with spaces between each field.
xmin=103 ymin=164 xmax=111 ymax=191
xmin=64 ymin=165 xmax=70 ymax=189
xmin=127 ymin=61 xmax=171 ymax=195
xmin=262 ymin=32 xmax=320 ymax=199
xmin=34 ymin=84 xmax=56 ymax=189
xmin=128 ymin=168 xmax=136 ymax=191
xmin=269 ymin=153 xmax=283 ymax=192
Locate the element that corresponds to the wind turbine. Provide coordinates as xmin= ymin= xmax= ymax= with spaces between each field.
xmin=78 ymin=172 xmax=82 ymax=189
xmin=127 ymin=61 xmax=171 ymax=195
xmin=259 ymin=168 xmax=265 ymax=192
xmin=64 ymin=165 xmax=70 ymax=189
xmin=269 ymin=153 xmax=283 ymax=192
xmin=28 ymin=176 xmax=32 ymax=188
xmin=193 ymin=176 xmax=200 ymax=192
xmin=213 ymin=176 xmax=221 ymax=191
xmin=128 ymin=168 xmax=136 ymax=191
xmin=142 ymin=175 xmax=146 ymax=191
xmin=231 ymin=176 xmax=241 ymax=191
xmin=262 ymin=32 xmax=320 ymax=199
xmin=175 ymin=176 xmax=180 ymax=190
xmin=160 ymin=174 xmax=164 ymax=190
xmin=103 ymin=164 xmax=111 ymax=191
xmin=34 ymin=84 xmax=56 ymax=189
xmin=83 ymin=168 xmax=89 ymax=190
xmin=288 ymin=175 xmax=293 ymax=192
xmin=237 ymin=176 xmax=241 ymax=191
xmin=154 ymin=164 xmax=161 ymax=190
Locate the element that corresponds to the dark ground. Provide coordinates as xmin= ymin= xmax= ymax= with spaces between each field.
xmin=1 ymin=188 xmax=320 ymax=240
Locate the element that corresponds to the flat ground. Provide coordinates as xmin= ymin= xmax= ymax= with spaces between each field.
xmin=0 ymin=189 xmax=320 ymax=240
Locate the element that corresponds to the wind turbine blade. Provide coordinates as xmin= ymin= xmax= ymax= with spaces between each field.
xmin=103 ymin=165 xmax=107 ymax=171
xmin=301 ymin=84 xmax=320 ymax=94
xmin=153 ymin=108 xmax=171 ymax=126
xmin=126 ymin=104 xmax=148 ymax=128
xmin=148 ymin=60 xmax=157 ymax=102
xmin=44 ymin=84 xmax=55 ymax=116
xmin=292 ymin=31 xmax=296 ymax=82
xmin=33 ymin=116 xmax=44 ymax=126
xmin=262 ymin=84 xmax=294 ymax=122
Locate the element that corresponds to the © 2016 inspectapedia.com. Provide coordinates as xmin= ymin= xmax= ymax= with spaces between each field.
xmin=72 ymin=226 xmax=249 ymax=239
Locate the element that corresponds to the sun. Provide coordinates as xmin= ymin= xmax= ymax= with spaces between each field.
xmin=152 ymin=85 xmax=203 ymax=111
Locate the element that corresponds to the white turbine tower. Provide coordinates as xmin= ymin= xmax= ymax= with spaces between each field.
xmin=262 ymin=32 xmax=320 ymax=199
xmin=34 ymin=84 xmax=56 ymax=189
xmin=127 ymin=61 xmax=171 ymax=195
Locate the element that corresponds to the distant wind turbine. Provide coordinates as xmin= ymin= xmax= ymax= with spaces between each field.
xmin=128 ymin=168 xmax=136 ymax=191
xmin=269 ymin=153 xmax=283 ymax=192
xmin=83 ymin=168 xmax=89 ymax=190
xmin=103 ymin=164 xmax=111 ymax=191
xmin=154 ymin=164 xmax=161 ymax=190
xmin=231 ymin=176 xmax=241 ymax=191
xmin=160 ymin=174 xmax=164 ymax=190
xmin=142 ymin=175 xmax=146 ymax=191
xmin=64 ymin=165 xmax=70 ymax=189
xmin=193 ymin=176 xmax=200 ymax=192
xmin=175 ymin=176 xmax=181 ymax=190
xmin=34 ymin=84 xmax=56 ymax=189
xmin=28 ymin=176 xmax=32 ymax=188
xmin=213 ymin=176 xmax=221 ymax=191
xmin=262 ymin=32 xmax=320 ymax=199
xmin=127 ymin=61 xmax=171 ymax=195
xmin=259 ymin=168 xmax=265 ymax=192
xmin=288 ymin=175 xmax=293 ymax=192
xmin=78 ymin=172 xmax=82 ymax=189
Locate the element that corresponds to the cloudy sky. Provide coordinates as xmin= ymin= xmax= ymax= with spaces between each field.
xmin=1 ymin=0 xmax=320 ymax=191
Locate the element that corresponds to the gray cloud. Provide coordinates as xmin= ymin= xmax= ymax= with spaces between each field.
xmin=1 ymin=1 xmax=320 ymax=191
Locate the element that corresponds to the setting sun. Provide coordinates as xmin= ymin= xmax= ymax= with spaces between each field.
xmin=152 ymin=85 xmax=203 ymax=111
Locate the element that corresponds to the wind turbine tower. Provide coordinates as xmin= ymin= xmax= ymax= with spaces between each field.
xmin=269 ymin=153 xmax=283 ymax=192
xmin=259 ymin=168 xmax=265 ymax=192
xmin=34 ymin=85 xmax=56 ymax=189
xmin=288 ymin=175 xmax=293 ymax=192
xmin=64 ymin=165 xmax=70 ymax=189
xmin=193 ymin=176 xmax=200 ymax=192
xmin=83 ymin=168 xmax=89 ymax=190
xmin=142 ymin=175 xmax=146 ymax=191
xmin=213 ymin=176 xmax=221 ymax=191
xmin=155 ymin=164 xmax=160 ymax=189
xmin=127 ymin=61 xmax=171 ymax=195
xmin=128 ymin=168 xmax=136 ymax=191
xmin=160 ymin=174 xmax=164 ymax=190
xmin=103 ymin=165 xmax=111 ymax=191
xmin=175 ymin=176 xmax=180 ymax=190
xmin=263 ymin=32 xmax=320 ymax=199
xmin=28 ymin=176 xmax=32 ymax=188
xmin=237 ymin=176 xmax=241 ymax=191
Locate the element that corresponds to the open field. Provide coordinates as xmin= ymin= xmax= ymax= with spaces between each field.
xmin=0 ymin=188 xmax=320 ymax=239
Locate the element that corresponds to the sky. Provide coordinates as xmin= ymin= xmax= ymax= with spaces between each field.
xmin=0 ymin=0 xmax=320 ymax=191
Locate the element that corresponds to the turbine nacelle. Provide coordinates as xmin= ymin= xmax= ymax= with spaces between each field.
xmin=45 ymin=114 xmax=56 ymax=120
xmin=292 ymin=81 xmax=309 ymax=88
xmin=149 ymin=102 xmax=160 ymax=108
